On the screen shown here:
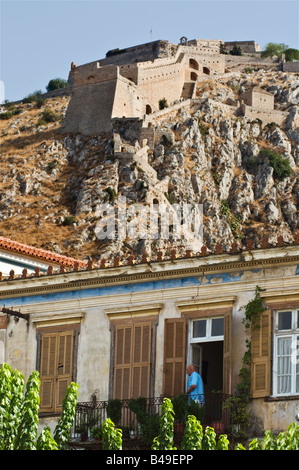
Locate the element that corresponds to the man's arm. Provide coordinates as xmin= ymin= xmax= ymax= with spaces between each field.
xmin=186 ymin=384 xmax=196 ymax=395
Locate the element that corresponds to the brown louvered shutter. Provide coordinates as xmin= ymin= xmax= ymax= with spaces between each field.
xmin=251 ymin=310 xmax=271 ymax=398
xmin=56 ymin=331 xmax=74 ymax=410
xmin=114 ymin=325 xmax=132 ymax=399
xmin=114 ymin=322 xmax=152 ymax=399
xmin=40 ymin=330 xmax=74 ymax=412
xmin=163 ymin=319 xmax=186 ymax=397
xmin=40 ymin=333 xmax=57 ymax=412
xmin=132 ymin=323 xmax=151 ymax=398
xmin=223 ymin=311 xmax=232 ymax=394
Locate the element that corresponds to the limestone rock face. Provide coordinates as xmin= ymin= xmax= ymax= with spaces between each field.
xmin=0 ymin=69 xmax=298 ymax=263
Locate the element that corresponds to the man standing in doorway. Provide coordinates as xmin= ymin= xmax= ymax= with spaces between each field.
xmin=186 ymin=364 xmax=204 ymax=404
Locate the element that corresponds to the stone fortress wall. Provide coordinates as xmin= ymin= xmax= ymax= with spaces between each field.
xmin=62 ymin=37 xmax=296 ymax=136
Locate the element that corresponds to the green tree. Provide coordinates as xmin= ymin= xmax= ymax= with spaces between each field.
xmin=0 ymin=363 xmax=79 ymax=450
xmin=230 ymin=43 xmax=243 ymax=56
xmin=261 ymin=42 xmax=288 ymax=58
xmin=46 ymin=78 xmax=68 ymax=92
xmin=284 ymin=48 xmax=299 ymax=61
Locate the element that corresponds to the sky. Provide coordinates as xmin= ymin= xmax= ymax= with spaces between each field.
xmin=0 ymin=0 xmax=298 ymax=103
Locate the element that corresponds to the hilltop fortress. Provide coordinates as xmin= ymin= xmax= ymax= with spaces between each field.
xmin=61 ymin=37 xmax=296 ymax=135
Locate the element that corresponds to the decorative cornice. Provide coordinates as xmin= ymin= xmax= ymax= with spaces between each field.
xmin=0 ymin=247 xmax=298 ymax=300
xmin=176 ymin=296 xmax=237 ymax=311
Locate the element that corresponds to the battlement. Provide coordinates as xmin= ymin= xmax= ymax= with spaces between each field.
xmin=62 ymin=37 xmax=266 ymax=135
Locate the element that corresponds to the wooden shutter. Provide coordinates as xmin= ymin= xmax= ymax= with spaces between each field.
xmin=40 ymin=331 xmax=74 ymax=412
xmin=223 ymin=311 xmax=232 ymax=394
xmin=56 ymin=331 xmax=73 ymax=410
xmin=132 ymin=323 xmax=151 ymax=398
xmin=163 ymin=318 xmax=186 ymax=397
xmin=40 ymin=333 xmax=57 ymax=412
xmin=251 ymin=310 xmax=271 ymax=398
xmin=113 ymin=322 xmax=152 ymax=399
xmin=114 ymin=325 xmax=132 ymax=399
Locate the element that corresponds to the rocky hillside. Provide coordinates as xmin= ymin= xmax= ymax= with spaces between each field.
xmin=0 ymin=68 xmax=298 ymax=265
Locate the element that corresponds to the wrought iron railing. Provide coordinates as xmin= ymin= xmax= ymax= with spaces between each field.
xmin=70 ymin=392 xmax=233 ymax=445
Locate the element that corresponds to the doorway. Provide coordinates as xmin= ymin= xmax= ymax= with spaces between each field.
xmin=188 ymin=317 xmax=224 ymax=393
xmin=190 ymin=341 xmax=223 ymax=393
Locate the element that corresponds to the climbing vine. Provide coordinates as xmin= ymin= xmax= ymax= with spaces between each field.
xmin=238 ymin=286 xmax=266 ymax=399
xmin=223 ymin=286 xmax=267 ymax=439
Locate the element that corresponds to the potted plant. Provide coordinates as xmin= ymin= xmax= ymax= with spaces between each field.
xmin=172 ymin=393 xmax=188 ymax=423
xmin=75 ymin=423 xmax=89 ymax=441
xmin=222 ymin=395 xmax=249 ymax=439
xmin=187 ymin=399 xmax=205 ymax=424
xmin=107 ymin=398 xmax=122 ymax=425
xmin=90 ymin=426 xmax=102 ymax=441
xmin=171 ymin=393 xmax=188 ymax=437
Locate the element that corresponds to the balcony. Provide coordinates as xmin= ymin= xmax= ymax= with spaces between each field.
xmin=69 ymin=393 xmax=235 ymax=449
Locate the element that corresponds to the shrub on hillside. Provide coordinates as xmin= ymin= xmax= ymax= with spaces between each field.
xmin=259 ymin=148 xmax=293 ymax=180
xmin=46 ymin=78 xmax=68 ymax=92
xmin=37 ymin=108 xmax=60 ymax=126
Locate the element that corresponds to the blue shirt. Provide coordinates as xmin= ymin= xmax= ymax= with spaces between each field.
xmin=188 ymin=371 xmax=204 ymax=403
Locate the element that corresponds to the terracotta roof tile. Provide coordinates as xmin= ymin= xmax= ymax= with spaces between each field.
xmin=0 ymin=236 xmax=88 ymax=268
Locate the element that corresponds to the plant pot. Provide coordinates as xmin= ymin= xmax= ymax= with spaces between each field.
xmin=174 ymin=422 xmax=185 ymax=438
xmin=211 ymin=421 xmax=225 ymax=434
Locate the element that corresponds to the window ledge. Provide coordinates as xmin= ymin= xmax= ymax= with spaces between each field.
xmin=265 ymin=395 xmax=299 ymax=402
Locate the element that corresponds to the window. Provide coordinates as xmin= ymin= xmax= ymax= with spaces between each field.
xmin=273 ymin=310 xmax=299 ymax=396
xmin=191 ymin=317 xmax=224 ymax=342
xmin=112 ymin=321 xmax=153 ymax=399
xmin=37 ymin=324 xmax=80 ymax=413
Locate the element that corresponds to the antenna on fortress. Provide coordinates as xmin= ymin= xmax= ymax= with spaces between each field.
xmin=150 ymin=26 xmax=153 ymax=40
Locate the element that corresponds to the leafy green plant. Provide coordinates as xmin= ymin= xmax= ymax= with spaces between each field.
xmin=220 ymin=199 xmax=243 ymax=239
xmin=181 ymin=415 xmax=203 ymax=450
xmin=36 ymin=427 xmax=59 ymax=450
xmin=261 ymin=42 xmax=288 ymax=58
xmin=171 ymin=393 xmax=188 ymax=423
xmin=242 ymin=285 xmax=266 ymax=330
xmin=105 ymin=187 xmax=117 ymax=203
xmin=102 ymin=418 xmax=122 ymax=450
xmin=159 ymin=98 xmax=168 ymax=110
xmin=202 ymin=426 xmax=217 ymax=450
xmin=14 ymin=370 xmax=40 ymax=450
xmin=90 ymin=426 xmax=102 ymax=439
xmin=22 ymin=90 xmax=45 ymax=108
xmin=152 ymin=398 xmax=176 ymax=450
xmin=0 ymin=363 xmax=79 ymax=450
xmin=107 ymin=398 xmax=122 ymax=425
xmin=187 ymin=399 xmax=205 ymax=423
xmin=128 ymin=397 xmax=160 ymax=445
xmin=284 ymin=48 xmax=299 ymax=61
xmin=229 ymin=43 xmax=243 ymax=56
xmin=37 ymin=108 xmax=60 ymax=126
xmin=53 ymin=382 xmax=79 ymax=450
xmin=0 ymin=363 xmax=24 ymax=449
xmin=46 ymin=78 xmax=68 ymax=92
xmin=46 ymin=159 xmax=58 ymax=174
xmin=0 ymin=106 xmax=22 ymax=120
xmin=259 ymin=148 xmax=293 ymax=180
xmin=62 ymin=215 xmax=77 ymax=226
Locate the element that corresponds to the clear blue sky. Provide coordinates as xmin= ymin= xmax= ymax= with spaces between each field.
xmin=1 ymin=0 xmax=298 ymax=102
